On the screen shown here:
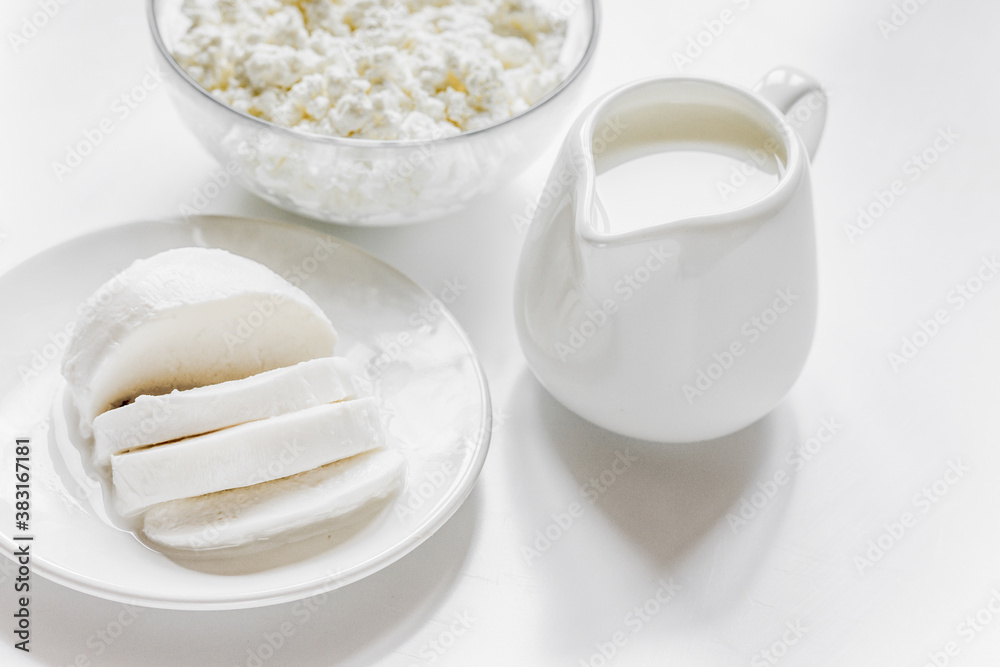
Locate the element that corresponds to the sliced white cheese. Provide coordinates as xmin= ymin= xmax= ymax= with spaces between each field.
xmin=112 ymin=397 xmax=382 ymax=517
xmin=61 ymin=247 xmax=337 ymax=435
xmin=92 ymin=357 xmax=360 ymax=467
xmin=142 ymin=448 xmax=405 ymax=551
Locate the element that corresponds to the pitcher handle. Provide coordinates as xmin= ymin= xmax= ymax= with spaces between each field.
xmin=753 ymin=66 xmax=827 ymax=161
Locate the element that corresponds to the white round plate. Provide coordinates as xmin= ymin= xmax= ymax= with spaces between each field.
xmin=0 ymin=215 xmax=491 ymax=610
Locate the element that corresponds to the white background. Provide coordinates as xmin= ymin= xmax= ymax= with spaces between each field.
xmin=3 ymin=0 xmax=1000 ymax=665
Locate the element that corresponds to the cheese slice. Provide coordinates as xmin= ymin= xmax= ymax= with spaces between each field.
xmin=61 ymin=247 xmax=337 ymax=436
xmin=142 ymin=448 xmax=405 ymax=551
xmin=92 ymin=357 xmax=359 ymax=467
xmin=112 ymin=397 xmax=381 ymax=516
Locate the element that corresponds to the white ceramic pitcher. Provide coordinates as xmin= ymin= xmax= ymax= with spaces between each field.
xmin=514 ymin=67 xmax=827 ymax=442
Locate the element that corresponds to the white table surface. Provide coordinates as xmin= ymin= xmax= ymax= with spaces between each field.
xmin=4 ymin=1 xmax=1000 ymax=665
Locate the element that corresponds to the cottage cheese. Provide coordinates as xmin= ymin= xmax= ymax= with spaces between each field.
xmin=173 ymin=0 xmax=568 ymax=140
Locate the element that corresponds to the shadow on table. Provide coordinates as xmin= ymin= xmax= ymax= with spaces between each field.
xmin=29 ymin=487 xmax=479 ymax=667
xmin=508 ymin=368 xmax=802 ymax=608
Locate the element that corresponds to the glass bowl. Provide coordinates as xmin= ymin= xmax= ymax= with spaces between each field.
xmin=148 ymin=0 xmax=600 ymax=226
